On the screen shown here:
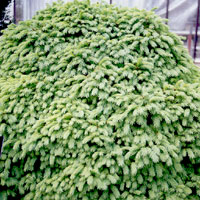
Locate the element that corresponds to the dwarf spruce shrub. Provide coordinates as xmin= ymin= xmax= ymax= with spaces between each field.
xmin=0 ymin=0 xmax=200 ymax=199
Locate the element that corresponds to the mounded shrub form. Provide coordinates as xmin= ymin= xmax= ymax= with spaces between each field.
xmin=0 ymin=1 xmax=200 ymax=199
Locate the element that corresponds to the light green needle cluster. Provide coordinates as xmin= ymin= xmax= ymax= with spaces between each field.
xmin=0 ymin=0 xmax=200 ymax=199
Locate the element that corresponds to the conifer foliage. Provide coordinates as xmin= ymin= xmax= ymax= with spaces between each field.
xmin=0 ymin=0 xmax=200 ymax=199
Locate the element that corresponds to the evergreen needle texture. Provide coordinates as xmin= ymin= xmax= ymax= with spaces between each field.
xmin=0 ymin=0 xmax=200 ymax=199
